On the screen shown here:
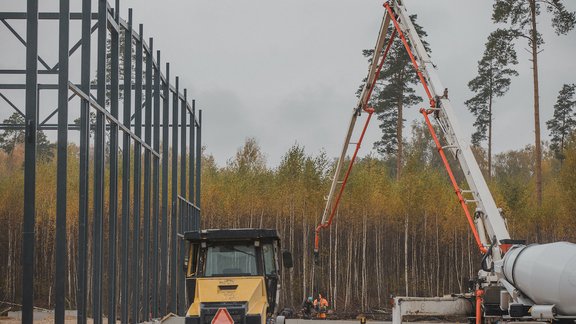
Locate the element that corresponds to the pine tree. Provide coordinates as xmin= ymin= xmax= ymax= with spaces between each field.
xmin=0 ymin=112 xmax=55 ymax=162
xmin=546 ymin=84 xmax=576 ymax=161
xmin=465 ymin=29 xmax=518 ymax=177
xmin=492 ymin=0 xmax=576 ymax=205
xmin=363 ymin=15 xmax=430 ymax=179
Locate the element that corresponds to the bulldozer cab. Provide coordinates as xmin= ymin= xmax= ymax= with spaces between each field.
xmin=184 ymin=228 xmax=291 ymax=324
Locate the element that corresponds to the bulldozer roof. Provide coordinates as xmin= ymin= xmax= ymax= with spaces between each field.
xmin=184 ymin=228 xmax=279 ymax=242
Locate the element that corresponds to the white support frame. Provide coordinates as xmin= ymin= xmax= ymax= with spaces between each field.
xmin=392 ymin=296 xmax=473 ymax=324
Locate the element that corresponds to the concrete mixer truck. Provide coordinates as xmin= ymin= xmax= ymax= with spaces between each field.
xmin=313 ymin=1 xmax=576 ymax=323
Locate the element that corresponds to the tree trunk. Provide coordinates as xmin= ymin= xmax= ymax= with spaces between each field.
xmin=259 ymin=209 xmax=264 ymax=228
xmin=375 ymin=223 xmax=381 ymax=305
xmin=411 ymin=223 xmax=417 ymax=295
xmin=397 ymin=69 xmax=406 ymax=180
xmin=302 ymin=213 xmax=307 ymax=302
xmin=397 ymin=102 xmax=404 ymax=180
xmin=422 ymin=212 xmax=427 ymax=295
xmin=361 ymin=212 xmax=367 ymax=311
xmin=454 ymin=229 xmax=462 ymax=292
xmin=333 ymin=220 xmax=338 ymax=310
xmin=488 ymin=91 xmax=493 ymax=178
xmin=435 ymin=214 xmax=439 ymax=296
xmin=344 ymin=233 xmax=352 ymax=310
xmin=404 ymin=214 xmax=408 ymax=296
xmin=530 ymin=0 xmax=543 ymax=206
xmin=328 ymin=217 xmax=332 ymax=301
xmin=7 ymin=223 xmax=13 ymax=301
xmin=289 ymin=204 xmax=294 ymax=306
xmin=68 ymin=231 xmax=73 ymax=308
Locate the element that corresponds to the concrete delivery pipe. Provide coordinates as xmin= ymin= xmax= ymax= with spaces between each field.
xmin=502 ymin=242 xmax=576 ymax=315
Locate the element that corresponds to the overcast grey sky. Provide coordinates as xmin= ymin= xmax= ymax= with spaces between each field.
xmin=2 ymin=1 xmax=575 ymax=167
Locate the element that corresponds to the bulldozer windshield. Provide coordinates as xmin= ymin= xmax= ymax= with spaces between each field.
xmin=204 ymin=244 xmax=258 ymax=277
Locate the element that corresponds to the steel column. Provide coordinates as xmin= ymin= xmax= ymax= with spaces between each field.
xmin=196 ymin=110 xmax=202 ymax=224
xmin=22 ymin=1 xmax=38 ymax=323
xmin=120 ymin=10 xmax=136 ymax=323
xmin=189 ymin=99 xmax=195 ymax=217
xmin=107 ymin=3 xmax=120 ymax=322
xmin=170 ymin=77 xmax=179 ymax=314
xmin=77 ymin=1 xmax=91 ymax=323
xmin=130 ymin=12 xmax=141 ymax=323
xmin=55 ymin=0 xmax=70 ymax=322
xmin=143 ymin=28 xmax=153 ymax=322
xmin=152 ymin=47 xmax=161 ymax=319
xmin=92 ymin=0 xmax=108 ymax=322
xmin=161 ymin=61 xmax=170 ymax=317
xmin=178 ymin=89 xmax=187 ymax=314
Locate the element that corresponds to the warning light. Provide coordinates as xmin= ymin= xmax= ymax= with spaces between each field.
xmin=211 ymin=308 xmax=234 ymax=324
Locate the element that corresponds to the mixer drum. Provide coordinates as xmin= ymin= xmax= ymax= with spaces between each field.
xmin=502 ymin=242 xmax=576 ymax=315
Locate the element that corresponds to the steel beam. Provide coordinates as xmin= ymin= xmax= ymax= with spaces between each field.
xmin=50 ymin=22 xmax=98 ymax=72
xmin=68 ymin=83 xmax=160 ymax=158
xmin=1 ymin=18 xmax=51 ymax=70
xmin=0 ymin=12 xmax=99 ymax=20
xmin=39 ymin=93 xmax=76 ymax=125
xmin=0 ymin=69 xmax=56 ymax=74
xmin=0 ymin=93 xmax=25 ymax=117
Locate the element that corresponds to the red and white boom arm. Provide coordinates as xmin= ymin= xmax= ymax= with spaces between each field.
xmin=315 ymin=0 xmax=576 ymax=318
xmin=314 ymin=0 xmax=511 ymax=259
xmin=314 ymin=12 xmax=396 ymax=257
xmin=385 ymin=1 xmax=512 ymax=252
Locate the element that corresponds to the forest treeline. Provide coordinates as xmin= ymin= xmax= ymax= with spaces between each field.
xmin=1 ymin=124 xmax=575 ymax=314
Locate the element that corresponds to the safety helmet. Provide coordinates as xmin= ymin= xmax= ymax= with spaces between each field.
xmin=308 ymin=297 xmax=313 ymax=302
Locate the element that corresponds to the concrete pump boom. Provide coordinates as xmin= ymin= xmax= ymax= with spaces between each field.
xmin=386 ymin=1 xmax=513 ymax=245
xmin=314 ymin=0 xmax=512 ymax=260
xmin=314 ymin=12 xmax=394 ymax=259
xmin=314 ymin=0 xmax=576 ymax=320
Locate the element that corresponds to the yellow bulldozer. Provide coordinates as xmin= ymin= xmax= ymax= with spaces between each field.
xmin=183 ymin=229 xmax=293 ymax=324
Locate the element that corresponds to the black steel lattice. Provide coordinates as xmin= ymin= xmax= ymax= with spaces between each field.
xmin=0 ymin=1 xmax=201 ymax=323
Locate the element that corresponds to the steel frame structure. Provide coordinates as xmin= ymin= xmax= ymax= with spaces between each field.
xmin=0 ymin=1 xmax=202 ymax=323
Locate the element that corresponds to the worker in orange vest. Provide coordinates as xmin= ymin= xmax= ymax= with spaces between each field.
xmin=313 ymin=293 xmax=329 ymax=319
